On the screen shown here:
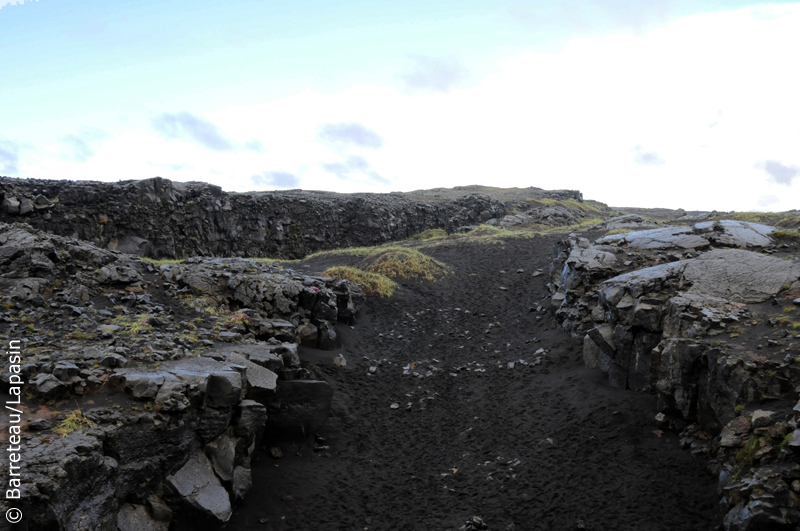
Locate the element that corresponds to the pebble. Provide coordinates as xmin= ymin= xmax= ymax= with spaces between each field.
xmin=390 ymin=403 xmax=399 ymax=409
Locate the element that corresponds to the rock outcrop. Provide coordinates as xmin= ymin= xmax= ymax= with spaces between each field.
xmin=0 ymin=176 xmax=509 ymax=259
xmin=548 ymin=220 xmax=800 ymax=530
xmin=0 ymin=222 xmax=363 ymax=530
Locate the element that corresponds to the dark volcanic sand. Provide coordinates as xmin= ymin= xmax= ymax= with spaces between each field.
xmin=226 ymin=234 xmax=720 ymax=531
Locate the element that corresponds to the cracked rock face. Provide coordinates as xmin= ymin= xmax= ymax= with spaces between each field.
xmin=548 ymin=223 xmax=800 ymax=530
xmin=0 ymin=222 xmax=352 ymax=530
xmin=0 ymin=176 xmax=507 ymax=259
xmin=166 ymin=451 xmax=232 ymax=522
xmin=596 ymin=220 xmax=776 ymax=250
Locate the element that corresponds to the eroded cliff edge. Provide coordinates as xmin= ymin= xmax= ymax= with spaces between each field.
xmin=0 ymin=177 xmax=517 ymax=259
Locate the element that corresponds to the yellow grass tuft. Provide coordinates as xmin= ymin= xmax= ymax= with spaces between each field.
xmin=54 ymin=410 xmax=94 ymax=438
xmin=322 ymin=266 xmax=397 ymax=297
xmin=410 ymin=228 xmax=448 ymax=241
xmin=364 ymin=248 xmax=449 ymax=281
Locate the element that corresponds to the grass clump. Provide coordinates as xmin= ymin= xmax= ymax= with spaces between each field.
xmin=112 ymin=313 xmax=153 ymax=335
xmin=366 ymin=248 xmax=449 ymax=281
xmin=772 ymin=229 xmax=800 ymax=243
xmin=410 ymin=228 xmax=448 ymax=241
xmin=727 ymin=211 xmax=800 ymax=229
xmin=140 ymin=257 xmax=184 ymax=266
xmin=54 ymin=410 xmax=94 ymax=438
xmin=735 ymin=436 xmax=761 ymax=467
xmin=322 ymin=266 xmax=397 ymax=297
xmin=308 ymin=245 xmax=450 ymax=281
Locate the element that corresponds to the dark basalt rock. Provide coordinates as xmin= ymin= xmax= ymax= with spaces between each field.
xmin=0 ymin=176 xmax=509 ymax=259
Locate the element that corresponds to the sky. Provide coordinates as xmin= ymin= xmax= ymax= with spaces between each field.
xmin=1 ymin=1 xmax=799 ymax=211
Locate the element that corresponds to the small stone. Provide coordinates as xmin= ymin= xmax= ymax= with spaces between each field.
xmin=218 ymin=331 xmax=242 ymax=342
xmin=27 ymin=418 xmax=52 ymax=431
xmin=270 ymin=447 xmax=283 ymax=459
xmin=750 ymin=410 xmax=775 ymax=429
xmin=368 ymin=366 xmax=377 ymax=374
xmin=333 ymin=354 xmax=346 ymax=367
xmin=390 ymin=403 xmax=400 ymax=410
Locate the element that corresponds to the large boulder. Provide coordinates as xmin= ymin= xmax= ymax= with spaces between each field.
xmin=166 ymin=451 xmax=232 ymax=523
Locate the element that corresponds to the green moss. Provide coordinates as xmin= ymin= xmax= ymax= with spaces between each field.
xmin=54 ymin=410 xmax=94 ymax=438
xmin=735 ymin=436 xmax=761 ymax=467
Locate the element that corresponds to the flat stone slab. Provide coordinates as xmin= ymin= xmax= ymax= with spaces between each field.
xmin=685 ymin=249 xmax=800 ymax=303
xmin=596 ymin=220 xmax=776 ymax=250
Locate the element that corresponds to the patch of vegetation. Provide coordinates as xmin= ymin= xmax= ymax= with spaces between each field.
xmin=140 ymin=257 xmax=184 ymax=266
xmin=781 ymin=432 xmax=794 ymax=449
xmin=725 ymin=212 xmax=800 ymax=229
xmin=54 ymin=410 xmax=94 ymax=438
xmin=308 ymin=245 xmax=449 ymax=280
xmin=366 ymin=248 xmax=449 ymax=281
xmin=735 ymin=436 xmax=761 ymax=467
xmin=249 ymin=257 xmax=287 ymax=264
xmin=772 ymin=229 xmax=800 ymax=243
xmin=783 ymin=306 xmax=795 ymax=314
xmin=65 ymin=330 xmax=94 ymax=340
xmin=734 ymin=403 xmax=746 ymax=414
xmin=179 ymin=294 xmax=223 ymax=316
xmin=112 ymin=313 xmax=153 ymax=335
xmin=322 ymin=266 xmax=397 ymax=297
xmin=533 ymin=217 xmax=606 ymax=235
xmin=220 ymin=312 xmax=256 ymax=328
xmin=530 ymin=197 xmax=606 ymax=215
xmin=410 ymin=228 xmax=448 ymax=241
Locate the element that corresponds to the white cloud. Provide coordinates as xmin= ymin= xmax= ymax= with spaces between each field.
xmin=12 ymin=4 xmax=800 ymax=212
xmin=0 ymin=0 xmax=39 ymax=9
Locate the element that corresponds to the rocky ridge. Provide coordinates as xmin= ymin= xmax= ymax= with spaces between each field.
xmin=548 ymin=220 xmax=800 ymax=530
xmin=0 ymin=222 xmax=363 ymax=530
xmin=0 ymin=177 xmax=519 ymax=259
